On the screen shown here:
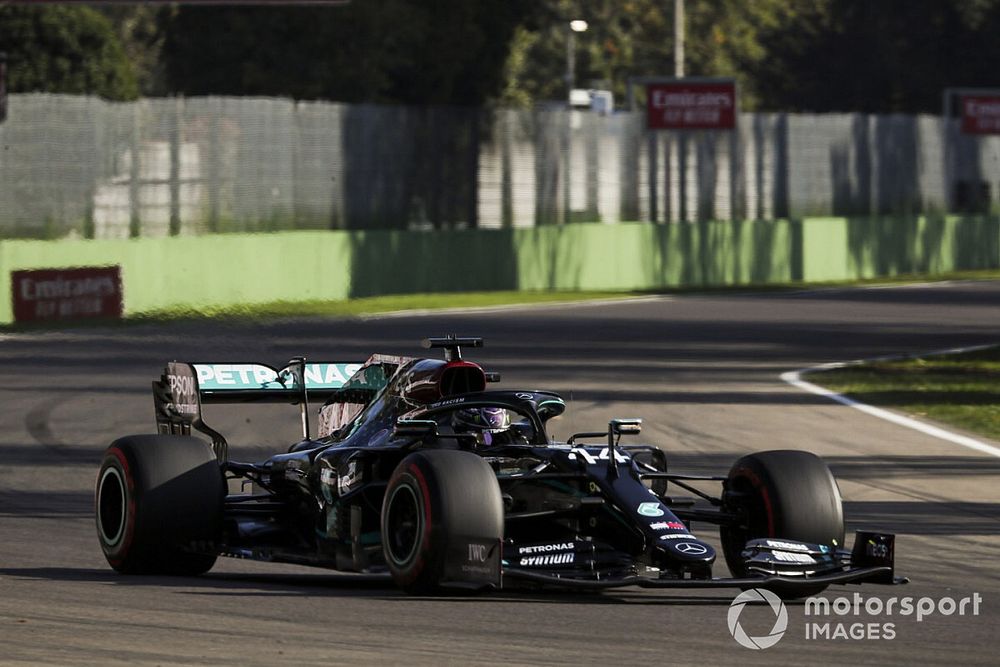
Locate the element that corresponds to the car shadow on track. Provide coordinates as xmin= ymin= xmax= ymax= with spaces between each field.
xmin=0 ymin=566 xmax=393 ymax=594
xmin=0 ymin=566 xmax=754 ymax=606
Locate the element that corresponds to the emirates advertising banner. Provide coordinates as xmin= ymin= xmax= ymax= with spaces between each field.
xmin=11 ymin=266 xmax=123 ymax=323
xmin=646 ymin=80 xmax=737 ymax=130
xmin=960 ymin=94 xmax=1000 ymax=134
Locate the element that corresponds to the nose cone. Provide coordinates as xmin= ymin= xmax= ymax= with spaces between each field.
xmin=663 ymin=538 xmax=716 ymax=563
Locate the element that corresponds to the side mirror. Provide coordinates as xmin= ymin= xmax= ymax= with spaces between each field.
xmin=610 ymin=418 xmax=642 ymax=436
xmin=393 ymin=419 xmax=438 ymax=438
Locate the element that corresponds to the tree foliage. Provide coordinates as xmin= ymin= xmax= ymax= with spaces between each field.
xmin=499 ymin=0 xmax=1000 ymax=113
xmin=739 ymin=0 xmax=1000 ymax=112
xmin=496 ymin=0 xmax=790 ymax=110
xmin=96 ymin=3 xmax=175 ymax=97
xmin=0 ymin=5 xmax=138 ymax=101
xmin=162 ymin=0 xmax=538 ymax=105
xmin=5 ymin=0 xmax=1000 ymax=113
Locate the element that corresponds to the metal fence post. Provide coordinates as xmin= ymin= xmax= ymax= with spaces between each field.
xmin=129 ymin=101 xmax=141 ymax=238
xmin=169 ymin=96 xmax=182 ymax=236
xmin=207 ymin=98 xmax=220 ymax=233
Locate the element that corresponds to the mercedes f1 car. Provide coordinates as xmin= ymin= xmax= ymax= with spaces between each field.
xmin=95 ymin=336 xmax=905 ymax=597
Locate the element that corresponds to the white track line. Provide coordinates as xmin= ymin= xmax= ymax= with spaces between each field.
xmin=781 ymin=344 xmax=1000 ymax=459
xmin=358 ymin=294 xmax=672 ymax=320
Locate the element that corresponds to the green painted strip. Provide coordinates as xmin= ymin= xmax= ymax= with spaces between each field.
xmin=0 ymin=232 xmax=353 ymax=321
xmin=0 ymin=217 xmax=997 ymax=324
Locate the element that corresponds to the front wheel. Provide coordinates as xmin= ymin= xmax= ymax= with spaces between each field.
xmin=381 ymin=450 xmax=503 ymax=594
xmin=720 ymin=449 xmax=844 ymax=597
xmin=96 ymin=434 xmax=224 ymax=575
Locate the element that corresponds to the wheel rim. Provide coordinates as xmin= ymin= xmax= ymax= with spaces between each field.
xmin=385 ymin=483 xmax=422 ymax=566
xmin=97 ymin=466 xmax=127 ymax=547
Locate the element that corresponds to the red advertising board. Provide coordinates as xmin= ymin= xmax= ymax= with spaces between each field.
xmin=646 ymin=80 xmax=736 ymax=130
xmin=11 ymin=266 xmax=123 ymax=322
xmin=960 ymin=94 xmax=1000 ymax=134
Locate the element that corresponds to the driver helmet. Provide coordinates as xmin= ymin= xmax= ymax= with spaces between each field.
xmin=452 ymin=407 xmax=511 ymax=446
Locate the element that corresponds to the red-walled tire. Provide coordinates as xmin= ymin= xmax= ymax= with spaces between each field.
xmin=720 ymin=450 xmax=844 ymax=596
xmin=96 ymin=434 xmax=223 ymax=575
xmin=381 ymin=450 xmax=503 ymax=595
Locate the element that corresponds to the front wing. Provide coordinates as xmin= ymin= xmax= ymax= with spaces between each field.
xmin=500 ymin=531 xmax=907 ymax=594
xmin=502 ymin=565 xmax=904 ymax=594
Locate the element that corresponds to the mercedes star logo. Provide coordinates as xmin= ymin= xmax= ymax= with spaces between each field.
xmin=676 ymin=541 xmax=708 ymax=555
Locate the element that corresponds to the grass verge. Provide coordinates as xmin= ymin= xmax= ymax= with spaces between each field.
xmin=0 ymin=291 xmax=637 ymax=331
xmin=4 ymin=268 xmax=1000 ymax=332
xmin=808 ymin=345 xmax=1000 ymax=441
xmin=129 ymin=290 xmax=637 ymax=321
xmin=88 ymin=268 xmax=1000 ymax=323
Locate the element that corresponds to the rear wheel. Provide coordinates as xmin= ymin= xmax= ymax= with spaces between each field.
xmin=720 ymin=449 xmax=844 ymax=597
xmin=381 ymin=450 xmax=503 ymax=594
xmin=96 ymin=434 xmax=223 ymax=575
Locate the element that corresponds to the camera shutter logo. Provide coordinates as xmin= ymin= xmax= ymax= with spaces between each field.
xmin=727 ymin=588 xmax=788 ymax=649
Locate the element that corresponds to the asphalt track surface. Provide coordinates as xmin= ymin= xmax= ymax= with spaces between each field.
xmin=2 ymin=281 xmax=1000 ymax=666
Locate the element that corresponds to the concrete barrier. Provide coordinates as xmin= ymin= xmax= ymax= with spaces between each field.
xmin=0 ymin=217 xmax=997 ymax=323
xmin=0 ymin=233 xmax=353 ymax=322
xmin=800 ymin=216 xmax=1000 ymax=282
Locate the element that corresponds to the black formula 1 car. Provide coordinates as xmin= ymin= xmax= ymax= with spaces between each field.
xmin=95 ymin=336 xmax=905 ymax=597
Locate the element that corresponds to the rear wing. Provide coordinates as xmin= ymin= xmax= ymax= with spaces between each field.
xmin=153 ymin=355 xmax=409 ymax=461
xmin=191 ymin=361 xmax=364 ymax=402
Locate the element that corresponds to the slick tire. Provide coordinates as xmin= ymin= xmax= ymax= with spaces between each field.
xmin=381 ymin=450 xmax=503 ymax=595
xmin=720 ymin=449 xmax=844 ymax=598
xmin=96 ymin=434 xmax=224 ymax=575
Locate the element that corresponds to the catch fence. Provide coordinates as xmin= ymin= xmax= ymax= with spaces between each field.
xmin=1 ymin=94 xmax=999 ymax=238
